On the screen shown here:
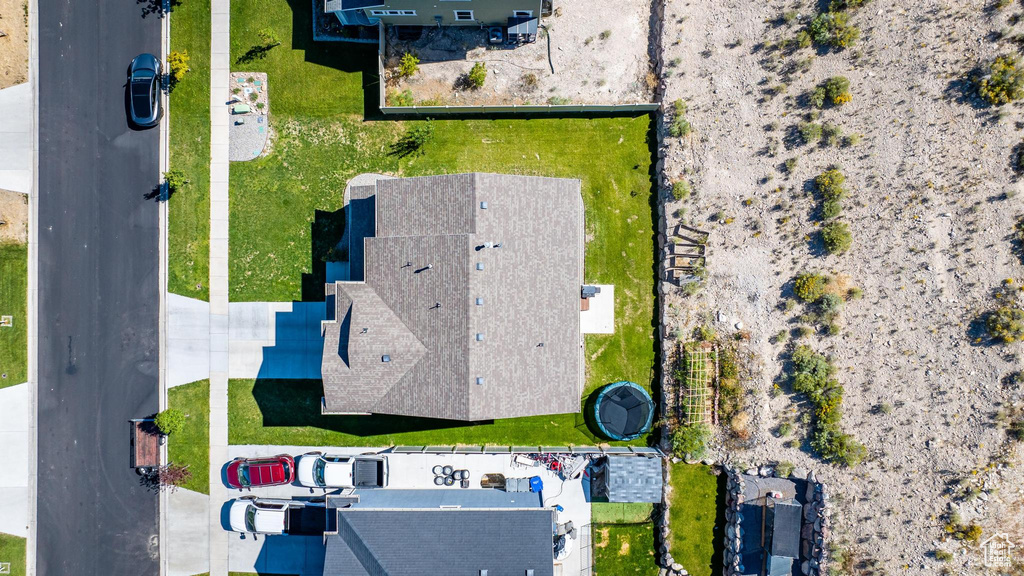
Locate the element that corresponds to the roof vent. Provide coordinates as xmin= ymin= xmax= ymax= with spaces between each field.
xmin=480 ymin=201 xmax=488 ymax=209
xmin=526 ymin=571 xmax=534 ymax=576
xmin=382 ymin=355 xmax=391 ymax=362
xmin=476 ymin=377 xmax=485 ymax=385
xmin=480 ymin=571 xmax=488 ymax=576
xmin=476 ymin=333 xmax=484 ymax=341
xmin=476 ymin=262 xmax=484 ymax=271
xmin=475 ymin=298 xmax=484 ymax=306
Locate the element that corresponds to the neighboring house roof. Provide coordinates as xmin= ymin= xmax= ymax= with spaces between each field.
xmin=345 ymin=488 xmax=543 ymax=509
xmin=324 ymin=508 xmax=555 ymax=576
xmin=603 ymin=455 xmax=663 ymax=503
xmin=322 ymin=173 xmax=584 ymax=421
xmin=765 ymin=498 xmax=802 ymax=559
xmin=324 ymin=0 xmax=384 ymax=12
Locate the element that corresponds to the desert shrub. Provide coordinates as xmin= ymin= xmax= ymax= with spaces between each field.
xmin=822 ymin=198 xmax=842 ymax=219
xmin=822 ymin=122 xmax=843 ymax=146
xmin=669 ymin=99 xmax=691 ymax=137
xmin=398 ymin=52 xmax=419 ymax=77
xmin=163 ymin=169 xmax=188 ymax=192
xmin=672 ymin=179 xmax=691 ymax=201
xmin=167 ymin=50 xmax=190 ymax=83
xmin=800 ymin=122 xmax=823 ymax=143
xmin=933 ymin=550 xmax=953 ymax=562
xmin=794 ymin=273 xmax=828 ymax=302
xmin=808 ymin=11 xmax=859 ymax=48
xmin=829 ymin=0 xmax=869 ymax=9
xmin=599 ymin=29 xmax=612 ymax=40
xmin=819 ymin=293 xmax=844 ymax=314
xmin=468 ymin=62 xmax=487 ymax=89
xmin=248 ymin=92 xmax=258 ymax=102
xmin=978 ymin=55 xmax=1024 ymax=106
xmin=815 ymin=168 xmax=847 ymax=200
xmin=1007 ymin=418 xmax=1024 ymax=441
xmin=521 ymin=72 xmax=538 ymax=89
xmin=155 ymin=408 xmax=186 ymax=436
xmin=824 ymin=76 xmax=851 ymax=105
xmin=822 ymin=221 xmax=852 ymax=254
xmin=392 ymin=89 xmax=414 ymax=107
xmin=776 ymin=460 xmax=795 ymax=478
xmin=809 ymin=86 xmax=827 ymax=108
xmin=843 ymin=133 xmax=862 ymax=147
xmin=547 ymin=96 xmax=571 ymax=105
xmin=790 ymin=345 xmax=864 ymax=466
xmin=784 ymin=157 xmax=798 ymax=173
xmin=671 ymin=423 xmax=711 ymax=459
xmin=796 ymin=30 xmax=812 ymax=48
xmin=987 ymin=306 xmax=1024 ymax=342
xmin=946 ymin=521 xmax=983 ymax=543
xmin=680 ymin=281 xmax=701 ymax=296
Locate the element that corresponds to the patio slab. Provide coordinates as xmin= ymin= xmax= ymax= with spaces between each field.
xmin=580 ymin=284 xmax=614 ymax=334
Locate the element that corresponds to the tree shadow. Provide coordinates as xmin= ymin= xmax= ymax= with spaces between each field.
xmin=136 ymin=0 xmax=178 ymax=19
xmin=236 ymin=44 xmax=277 ymax=65
xmin=300 ymin=208 xmax=347 ymax=303
xmin=944 ymin=70 xmax=993 ymax=114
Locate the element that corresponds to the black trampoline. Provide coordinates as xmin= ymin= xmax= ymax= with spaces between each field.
xmin=592 ymin=381 xmax=654 ymax=441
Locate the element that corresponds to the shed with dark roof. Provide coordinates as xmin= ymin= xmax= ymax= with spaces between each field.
xmin=590 ymin=455 xmax=663 ymax=503
xmin=322 ymin=173 xmax=584 ymax=421
xmin=323 ymin=508 xmax=555 ymax=576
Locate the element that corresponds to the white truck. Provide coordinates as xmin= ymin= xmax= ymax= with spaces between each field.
xmin=295 ymin=452 xmax=389 ymax=489
xmin=227 ymin=497 xmax=332 ymax=535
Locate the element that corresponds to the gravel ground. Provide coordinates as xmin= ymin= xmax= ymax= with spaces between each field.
xmin=228 ymin=72 xmax=269 ymax=161
xmin=384 ymin=0 xmax=654 ymax=106
xmin=659 ymin=0 xmax=1024 ymax=572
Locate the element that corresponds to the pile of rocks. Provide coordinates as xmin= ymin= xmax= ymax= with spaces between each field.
xmin=801 ymin=470 xmax=831 ymax=576
xmin=721 ymin=466 xmax=746 ymax=575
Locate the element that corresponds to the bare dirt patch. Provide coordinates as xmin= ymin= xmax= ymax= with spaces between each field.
xmin=660 ymin=0 xmax=1024 ymax=570
xmin=384 ymin=0 xmax=653 ymax=106
xmin=0 ymin=189 xmax=27 ymax=244
xmin=0 ymin=0 xmax=28 ymax=89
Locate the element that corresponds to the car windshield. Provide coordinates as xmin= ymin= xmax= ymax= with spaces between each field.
xmin=238 ymin=463 xmax=251 ymax=487
xmin=313 ymin=458 xmax=325 ymax=486
xmin=245 ymin=505 xmax=257 ymax=532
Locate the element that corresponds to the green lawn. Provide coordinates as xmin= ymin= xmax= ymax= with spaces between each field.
xmin=667 ymin=464 xmax=724 ymax=576
xmin=168 ymin=0 xmax=211 ymax=300
xmin=0 ymin=533 xmax=26 ymax=576
xmin=168 ymin=380 xmax=210 ymax=494
xmin=215 ymin=0 xmax=656 ymax=446
xmin=0 ymin=243 xmax=27 ymax=388
xmin=592 ymin=523 xmax=659 ymax=576
xmin=592 ymin=502 xmax=655 ymax=524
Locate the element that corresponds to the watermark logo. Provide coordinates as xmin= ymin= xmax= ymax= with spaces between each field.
xmin=0 ymin=561 xmax=10 ymax=574
xmin=981 ymin=533 xmax=1016 ymax=568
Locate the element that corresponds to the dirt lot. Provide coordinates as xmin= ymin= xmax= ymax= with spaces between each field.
xmin=0 ymin=0 xmax=28 ymax=89
xmin=384 ymin=0 xmax=654 ymax=106
xmin=0 ymin=189 xmax=27 ymax=244
xmin=661 ymin=0 xmax=1024 ymax=571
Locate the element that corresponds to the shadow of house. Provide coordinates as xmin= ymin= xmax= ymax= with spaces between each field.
xmin=255 ymin=302 xmax=327 ymax=380
xmin=301 ymin=208 xmax=348 ymax=303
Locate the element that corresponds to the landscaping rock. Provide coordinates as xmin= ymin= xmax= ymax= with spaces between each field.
xmin=671 ymin=562 xmax=683 ymax=572
xmin=791 ymin=467 xmax=808 ymax=480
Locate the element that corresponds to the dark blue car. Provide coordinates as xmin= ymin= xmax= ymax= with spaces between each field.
xmin=128 ymin=53 xmax=162 ymax=128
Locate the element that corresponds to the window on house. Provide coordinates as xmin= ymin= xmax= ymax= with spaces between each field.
xmin=513 ymin=10 xmax=533 ymax=17
xmin=453 ymin=9 xmax=474 ymax=21
xmin=370 ymin=9 xmax=416 ymax=15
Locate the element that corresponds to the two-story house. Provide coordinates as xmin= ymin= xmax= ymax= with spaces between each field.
xmin=325 ymin=0 xmax=544 ymax=43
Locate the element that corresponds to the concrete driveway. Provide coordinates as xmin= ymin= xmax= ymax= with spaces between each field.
xmin=0 ymin=383 xmax=29 ymax=537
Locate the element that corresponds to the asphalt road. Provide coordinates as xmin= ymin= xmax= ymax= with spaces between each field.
xmin=37 ymin=0 xmax=163 ymax=573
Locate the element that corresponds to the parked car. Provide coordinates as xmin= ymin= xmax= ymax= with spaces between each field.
xmin=227 ymin=497 xmax=329 ymax=535
xmin=226 ymin=454 xmax=295 ymax=489
xmin=296 ymin=452 xmax=389 ymax=489
xmin=127 ymin=53 xmax=162 ymax=127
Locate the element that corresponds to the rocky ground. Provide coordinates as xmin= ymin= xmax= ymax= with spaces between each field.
xmin=659 ymin=0 xmax=1024 ymax=572
xmin=0 ymin=0 xmax=28 ymax=89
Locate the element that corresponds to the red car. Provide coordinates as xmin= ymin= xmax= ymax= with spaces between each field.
xmin=226 ymin=455 xmax=295 ymax=489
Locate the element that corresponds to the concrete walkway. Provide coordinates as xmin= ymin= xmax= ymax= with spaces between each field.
xmin=167 ymin=488 xmax=211 ymax=576
xmin=167 ymin=293 xmax=211 ymax=387
xmin=0 ymin=383 xmax=29 ymax=538
xmin=209 ymin=0 xmax=231 ymax=572
xmin=0 ymin=83 xmax=33 ymax=194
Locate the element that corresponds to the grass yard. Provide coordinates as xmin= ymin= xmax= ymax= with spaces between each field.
xmin=168 ymin=380 xmax=210 ymax=494
xmin=0 ymin=243 xmax=27 ymax=388
xmin=592 ymin=523 xmax=659 ymax=576
xmin=591 ymin=502 xmax=655 ymax=524
xmin=167 ymin=0 xmax=211 ymax=300
xmin=667 ymin=464 xmax=724 ymax=576
xmin=218 ymin=0 xmax=656 ymax=447
xmin=0 ymin=533 xmax=26 ymax=576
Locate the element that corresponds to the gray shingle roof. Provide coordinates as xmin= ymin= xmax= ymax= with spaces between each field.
xmin=323 ymin=173 xmax=584 ymax=421
xmin=605 ymin=455 xmax=663 ymax=503
xmin=324 ymin=508 xmax=555 ymax=576
xmin=765 ymin=498 xmax=802 ymax=559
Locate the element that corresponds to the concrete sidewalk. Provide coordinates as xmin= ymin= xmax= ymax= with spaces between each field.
xmin=0 ymin=383 xmax=29 ymax=538
xmin=167 ymin=488 xmax=211 ymax=576
xmin=0 ymin=83 xmax=33 ymax=194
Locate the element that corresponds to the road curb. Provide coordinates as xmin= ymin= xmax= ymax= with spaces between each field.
xmin=26 ymin=0 xmax=39 ymax=571
xmin=159 ymin=1 xmax=171 ymax=575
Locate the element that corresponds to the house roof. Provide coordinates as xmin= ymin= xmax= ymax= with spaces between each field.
xmin=324 ymin=0 xmax=384 ymax=12
xmin=322 ymin=173 xmax=584 ymax=421
xmin=604 ymin=455 xmax=663 ymax=503
xmin=323 ymin=508 xmax=555 ymax=576
xmin=765 ymin=498 xmax=802 ymax=559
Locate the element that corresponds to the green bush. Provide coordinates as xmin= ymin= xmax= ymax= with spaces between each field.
xmin=809 ymin=11 xmax=859 ymax=48
xmin=794 ymin=273 xmax=828 ymax=302
xmin=799 ymin=122 xmax=822 ymax=143
xmin=398 ymin=52 xmax=419 ymax=77
xmin=822 ymin=221 xmax=852 ymax=254
xmin=155 ymin=408 xmax=186 ymax=436
xmin=775 ymin=460 xmax=795 ymax=478
xmin=815 ymin=168 xmax=847 ymax=201
xmin=824 ymin=76 xmax=851 ymax=105
xmin=791 ymin=346 xmax=864 ymax=467
xmin=392 ymin=89 xmax=414 ymax=107
xmin=809 ymin=86 xmax=827 ymax=108
xmin=167 ymin=50 xmax=190 ymax=84
xmin=672 ymin=180 xmax=691 ymax=201
xmin=796 ymin=30 xmax=812 ymax=48
xmin=987 ymin=306 xmax=1024 ymax=342
xmin=468 ymin=62 xmax=487 ymax=89
xmin=933 ymin=550 xmax=953 ymax=562
xmin=829 ymin=0 xmax=869 ymax=10
xmin=163 ymin=169 xmax=188 ymax=192
xmin=671 ymin=423 xmax=711 ymax=460
xmin=978 ymin=55 xmax=1024 ymax=106
xmin=819 ymin=293 xmax=844 ymax=314
xmin=822 ymin=198 xmax=842 ymax=219
xmin=668 ymin=99 xmax=691 ymax=137
xmin=822 ymin=122 xmax=843 ymax=146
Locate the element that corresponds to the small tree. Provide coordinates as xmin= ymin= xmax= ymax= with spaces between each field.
xmin=987 ymin=306 xmax=1024 ymax=342
xmin=399 ymin=53 xmax=419 ymax=78
xmin=822 ymin=221 xmax=852 ymax=254
xmin=163 ymin=169 xmax=188 ymax=193
xmin=978 ymin=55 xmax=1024 ymax=106
xmin=156 ymin=463 xmax=192 ymax=492
xmin=154 ymin=408 xmax=186 ymax=436
xmin=468 ymin=62 xmax=487 ymax=89
xmin=167 ymin=50 xmax=191 ymax=84
xmin=258 ymin=27 xmax=281 ymax=49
